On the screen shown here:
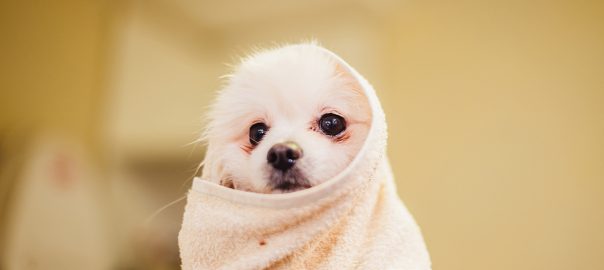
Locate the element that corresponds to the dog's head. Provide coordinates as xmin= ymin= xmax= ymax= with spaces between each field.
xmin=201 ymin=44 xmax=371 ymax=193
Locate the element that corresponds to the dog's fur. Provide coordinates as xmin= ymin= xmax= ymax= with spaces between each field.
xmin=200 ymin=44 xmax=371 ymax=193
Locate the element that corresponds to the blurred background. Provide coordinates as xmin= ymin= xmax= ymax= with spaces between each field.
xmin=1 ymin=0 xmax=603 ymax=269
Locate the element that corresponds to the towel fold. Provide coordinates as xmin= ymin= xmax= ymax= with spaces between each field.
xmin=178 ymin=45 xmax=431 ymax=270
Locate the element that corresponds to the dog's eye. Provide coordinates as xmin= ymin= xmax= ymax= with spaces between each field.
xmin=249 ymin=122 xmax=269 ymax=146
xmin=319 ymin=113 xmax=346 ymax=136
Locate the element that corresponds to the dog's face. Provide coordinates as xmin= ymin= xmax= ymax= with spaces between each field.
xmin=201 ymin=45 xmax=371 ymax=193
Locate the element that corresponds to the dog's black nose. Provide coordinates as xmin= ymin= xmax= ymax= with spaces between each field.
xmin=267 ymin=142 xmax=303 ymax=171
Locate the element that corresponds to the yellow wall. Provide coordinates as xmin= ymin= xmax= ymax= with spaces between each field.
xmin=382 ymin=2 xmax=604 ymax=269
xmin=0 ymin=0 xmax=112 ymax=267
xmin=0 ymin=1 xmax=110 ymax=144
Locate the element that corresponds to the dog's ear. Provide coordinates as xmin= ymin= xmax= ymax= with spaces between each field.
xmin=200 ymin=143 xmax=224 ymax=185
xmin=332 ymin=61 xmax=372 ymax=124
xmin=334 ymin=62 xmax=364 ymax=96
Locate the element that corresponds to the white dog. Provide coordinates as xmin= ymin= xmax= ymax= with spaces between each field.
xmin=200 ymin=43 xmax=371 ymax=193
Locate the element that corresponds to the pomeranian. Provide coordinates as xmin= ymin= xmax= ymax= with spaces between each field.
xmin=200 ymin=43 xmax=371 ymax=193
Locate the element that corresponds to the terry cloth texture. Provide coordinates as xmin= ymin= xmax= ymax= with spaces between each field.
xmin=178 ymin=45 xmax=431 ymax=270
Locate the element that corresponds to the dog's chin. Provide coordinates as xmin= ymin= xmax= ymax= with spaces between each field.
xmin=267 ymin=168 xmax=312 ymax=193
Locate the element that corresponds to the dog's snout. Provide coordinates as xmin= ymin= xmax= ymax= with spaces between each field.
xmin=267 ymin=142 xmax=303 ymax=171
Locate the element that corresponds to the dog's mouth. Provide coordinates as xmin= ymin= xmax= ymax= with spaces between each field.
xmin=268 ymin=168 xmax=311 ymax=192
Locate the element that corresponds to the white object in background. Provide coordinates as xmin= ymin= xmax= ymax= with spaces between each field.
xmin=2 ymin=136 xmax=112 ymax=270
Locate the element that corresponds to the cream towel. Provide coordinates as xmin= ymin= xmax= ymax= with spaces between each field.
xmin=178 ymin=45 xmax=431 ymax=270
